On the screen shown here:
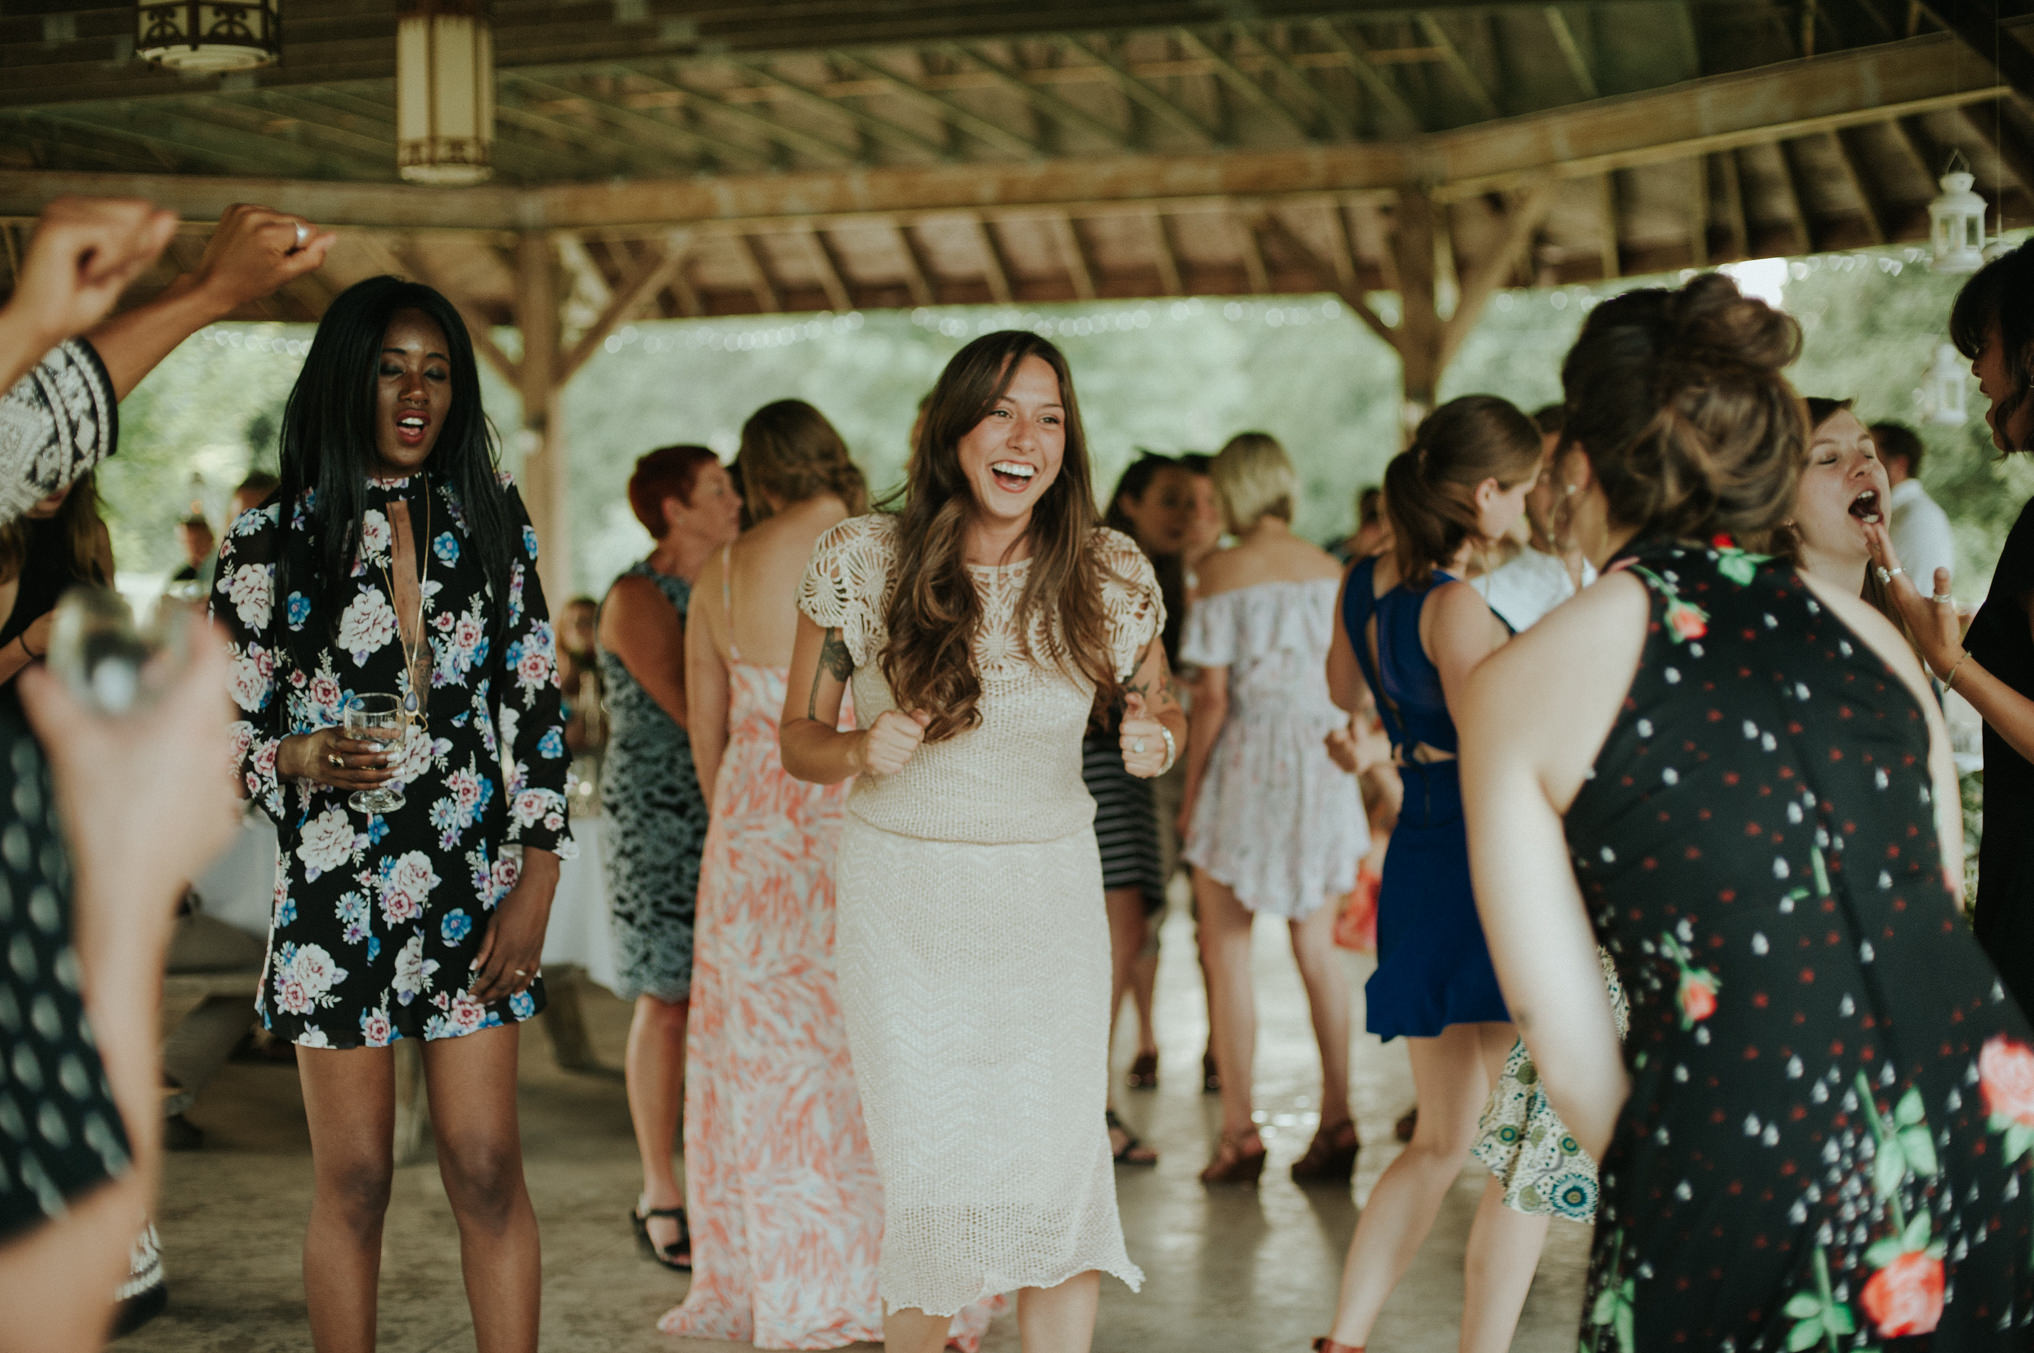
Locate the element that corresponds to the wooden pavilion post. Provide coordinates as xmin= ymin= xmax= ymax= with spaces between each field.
xmin=512 ymin=232 xmax=570 ymax=607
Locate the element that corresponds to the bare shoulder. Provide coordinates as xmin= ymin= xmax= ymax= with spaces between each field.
xmin=1194 ymin=544 xmax=1249 ymax=596
xmin=1796 ymin=572 xmax=1939 ymax=714
xmin=600 ymin=571 xmax=675 ymax=630
xmin=1467 ymin=571 xmax=1649 ymax=713
xmin=1282 ymin=533 xmax=1345 ymax=581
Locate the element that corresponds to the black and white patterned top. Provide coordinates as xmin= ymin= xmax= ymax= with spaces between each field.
xmin=0 ymin=340 xmax=128 ymax=1243
xmin=0 ymin=340 xmax=116 ymax=527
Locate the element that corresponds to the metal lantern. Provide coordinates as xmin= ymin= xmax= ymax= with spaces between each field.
xmin=135 ymin=0 xmax=280 ymax=72
xmin=1920 ymin=342 xmax=1970 ymax=428
xmin=396 ymin=0 xmax=494 ymax=185
xmin=1929 ymin=167 xmax=1988 ymax=274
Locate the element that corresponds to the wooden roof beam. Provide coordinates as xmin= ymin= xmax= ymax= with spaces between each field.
xmin=893 ymin=222 xmax=938 ymax=306
xmin=1146 ymin=210 xmax=1184 ymax=294
xmin=803 ymin=226 xmax=855 ymax=311
xmin=1231 ymin=25 xmax=1358 ymax=141
xmin=946 ymin=43 xmax=1134 ymax=152
xmin=1174 ymin=28 xmax=1314 ymax=142
xmin=972 ymin=215 xmax=1015 ymax=304
xmin=1310 ymin=18 xmax=1422 ymax=134
xmin=622 ymin=67 xmax=861 ymax=167
xmin=1964 ymin=104 xmax=2034 ymax=206
xmin=1721 ymin=149 xmax=1753 ymax=260
xmin=1050 ymin=213 xmax=1097 ymax=300
xmin=727 ymin=232 xmax=784 ymax=312
xmin=824 ymin=49 xmax=1043 ymax=158
xmin=1418 ymin=15 xmax=1502 ymax=122
xmin=1827 ymin=128 xmax=1889 ymax=244
xmin=1774 ymin=140 xmax=1816 ymax=254
xmin=1061 ymin=33 xmax=1224 ymax=148
xmin=1234 ymin=210 xmax=1272 ymax=293
xmin=727 ymin=59 xmax=954 ymax=162
xmin=1598 ymin=172 xmax=1620 ymax=279
xmin=1543 ymin=6 xmax=1598 ymax=101
xmin=1690 ymin=154 xmax=1711 ymax=267
xmin=1908 ymin=0 xmax=2034 ymax=106
xmin=562 ymin=229 xmax=693 ymax=380
xmin=1440 ymin=182 xmax=1554 ymax=368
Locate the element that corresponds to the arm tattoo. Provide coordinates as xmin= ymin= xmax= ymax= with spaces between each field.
xmin=807 ymin=627 xmax=854 ymax=720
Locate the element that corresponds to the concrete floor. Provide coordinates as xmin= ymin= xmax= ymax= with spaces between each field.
xmin=122 ymin=909 xmax=1589 ymax=1353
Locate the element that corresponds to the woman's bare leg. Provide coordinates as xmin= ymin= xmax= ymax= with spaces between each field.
xmin=1289 ymin=900 xmax=1354 ymax=1128
xmin=623 ymin=993 xmax=687 ymax=1250
xmin=1018 ymin=1270 xmax=1101 ymax=1353
xmin=1194 ymin=870 xmax=1257 ymax=1139
xmin=884 ymin=1305 xmax=951 ymax=1353
xmin=422 ymin=1026 xmax=539 ymax=1353
xmin=297 ymin=1046 xmax=396 ymax=1353
xmin=1324 ymin=1022 xmax=1514 ymax=1346
xmin=1460 ymin=1176 xmax=1552 ymax=1353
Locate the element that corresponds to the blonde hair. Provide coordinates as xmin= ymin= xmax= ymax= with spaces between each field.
xmin=1211 ymin=432 xmax=1296 ymax=533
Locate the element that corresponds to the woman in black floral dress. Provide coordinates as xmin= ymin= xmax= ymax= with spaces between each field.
xmin=212 ymin=276 xmax=571 ymax=1352
xmin=1453 ymin=275 xmax=2034 ymax=1353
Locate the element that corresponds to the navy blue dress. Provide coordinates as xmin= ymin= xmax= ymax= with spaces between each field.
xmin=1340 ymin=557 xmax=1509 ymax=1040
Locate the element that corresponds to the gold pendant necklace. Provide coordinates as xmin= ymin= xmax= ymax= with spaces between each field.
xmin=376 ymin=485 xmax=431 ymax=737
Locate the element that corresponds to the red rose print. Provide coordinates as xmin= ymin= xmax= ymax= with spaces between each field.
xmin=1667 ymin=602 xmax=1708 ymax=641
xmin=1678 ymin=972 xmax=1718 ymax=1023
xmin=1979 ymin=1035 xmax=2034 ymax=1127
xmin=1860 ymin=1252 xmax=1944 ymax=1338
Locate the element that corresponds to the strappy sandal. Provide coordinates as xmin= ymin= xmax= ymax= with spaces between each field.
xmin=1107 ymin=1108 xmax=1159 ymax=1166
xmin=1126 ymin=1050 xmax=1159 ymax=1090
xmin=1290 ymin=1119 xmax=1361 ymax=1184
xmin=631 ymin=1202 xmax=691 ymax=1271
xmin=1198 ymin=1128 xmax=1265 ymax=1185
xmin=1202 ymin=1048 xmax=1222 ymax=1095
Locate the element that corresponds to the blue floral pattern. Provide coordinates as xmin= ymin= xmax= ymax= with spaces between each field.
xmin=212 ymin=473 xmax=572 ymax=1048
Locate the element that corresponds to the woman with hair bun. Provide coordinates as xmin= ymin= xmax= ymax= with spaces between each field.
xmin=598 ymin=442 xmax=742 ymax=1269
xmin=782 ymin=330 xmax=1178 ymax=1353
xmin=1181 ymin=431 xmax=1367 ymax=1186
xmin=1458 ymin=273 xmax=2034 ymax=1353
xmin=1315 ymin=396 xmax=1537 ymax=1351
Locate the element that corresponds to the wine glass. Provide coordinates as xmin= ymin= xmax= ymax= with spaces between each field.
xmin=46 ymin=584 xmax=196 ymax=716
xmin=343 ymin=693 xmax=407 ymax=815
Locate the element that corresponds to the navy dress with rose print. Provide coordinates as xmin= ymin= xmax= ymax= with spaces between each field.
xmin=1564 ymin=540 xmax=2034 ymax=1351
xmin=213 ymin=472 xmax=573 ymax=1048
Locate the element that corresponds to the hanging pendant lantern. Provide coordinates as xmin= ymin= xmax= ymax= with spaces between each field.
xmin=135 ymin=0 xmax=281 ymax=72
xmin=396 ymin=0 xmax=494 ymax=185
xmin=1929 ymin=153 xmax=1988 ymax=274
xmin=1919 ymin=342 xmax=1970 ymax=427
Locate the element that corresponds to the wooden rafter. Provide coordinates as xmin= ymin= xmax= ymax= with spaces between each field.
xmin=825 ymin=49 xmax=1043 ymax=158
xmin=727 ymin=232 xmax=784 ymax=312
xmin=972 ymin=215 xmax=1015 ymax=303
xmin=627 ymin=67 xmax=861 ymax=166
xmin=1721 ymin=148 xmax=1753 ymax=259
xmin=1543 ymin=7 xmax=1599 ymax=101
xmin=893 ymin=222 xmax=938 ymax=305
xmin=1773 ymin=139 xmax=1817 ymax=254
xmin=1690 ymin=154 xmax=1711 ymax=267
xmin=803 ymin=226 xmax=855 ymax=311
xmin=1050 ymin=214 xmax=1097 ymax=300
xmin=1233 ymin=210 xmax=1271 ymax=293
xmin=1174 ymin=28 xmax=1313 ymax=142
xmin=1599 ymin=172 xmax=1620 ymax=278
xmin=1827 ymin=128 xmax=1889 ymax=244
xmin=1310 ymin=18 xmax=1421 ymax=133
xmin=1146 ymin=210 xmax=1184 ymax=294
xmin=561 ymin=229 xmax=693 ymax=378
xmin=1061 ymin=34 xmax=1224 ymax=148
xmin=1908 ymin=0 xmax=2034 ymax=106
xmin=946 ymin=43 xmax=1132 ymax=151
xmin=1964 ymin=104 xmax=2034 ymax=207
xmin=1439 ymin=183 xmax=1555 ymax=367
xmin=1232 ymin=25 xmax=1357 ymax=140
xmin=1418 ymin=15 xmax=1501 ymax=121
xmin=727 ymin=60 xmax=953 ymax=162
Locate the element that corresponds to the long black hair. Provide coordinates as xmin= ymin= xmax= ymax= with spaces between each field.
xmin=1950 ymin=240 xmax=2034 ymax=453
xmin=275 ymin=276 xmax=516 ymax=639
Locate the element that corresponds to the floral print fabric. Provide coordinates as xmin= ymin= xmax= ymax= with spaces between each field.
xmin=1564 ymin=540 xmax=2034 ymax=1350
xmin=212 ymin=473 xmax=572 ymax=1048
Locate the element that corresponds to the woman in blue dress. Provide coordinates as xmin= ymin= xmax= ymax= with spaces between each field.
xmin=1318 ymin=396 xmax=1539 ymax=1352
xmin=596 ymin=444 xmax=742 ymax=1268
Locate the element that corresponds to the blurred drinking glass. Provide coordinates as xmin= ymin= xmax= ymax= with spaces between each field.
xmin=343 ymin=693 xmax=406 ymax=814
xmin=45 ymin=584 xmax=196 ymax=717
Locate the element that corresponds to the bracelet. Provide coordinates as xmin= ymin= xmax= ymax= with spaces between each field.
xmin=1157 ymin=724 xmax=1177 ymax=774
xmin=1943 ymin=651 xmax=1969 ymax=691
xmin=14 ymin=633 xmax=38 ymax=661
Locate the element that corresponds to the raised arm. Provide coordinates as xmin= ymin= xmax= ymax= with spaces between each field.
xmin=1458 ymin=575 xmax=1646 ymax=1158
xmin=0 ymin=197 xmax=177 ymax=391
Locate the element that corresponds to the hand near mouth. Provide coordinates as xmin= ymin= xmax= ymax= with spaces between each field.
xmin=1863 ymin=518 xmax=1964 ymax=671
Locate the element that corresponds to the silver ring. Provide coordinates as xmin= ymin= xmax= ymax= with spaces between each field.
xmin=327 ymin=752 xmax=343 ymax=768
xmin=513 ymin=968 xmax=529 ymax=978
xmin=292 ymin=220 xmax=309 ymax=250
xmin=1934 ymin=592 xmax=1955 ymax=604
xmin=1132 ymin=738 xmax=1146 ymax=755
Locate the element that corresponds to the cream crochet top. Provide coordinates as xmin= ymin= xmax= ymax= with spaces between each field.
xmin=797 ymin=514 xmax=1163 ymax=845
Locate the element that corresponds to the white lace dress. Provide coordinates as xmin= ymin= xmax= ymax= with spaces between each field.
xmin=1180 ymin=578 xmax=1367 ymax=919
xmin=796 ymin=514 xmax=1154 ymax=1317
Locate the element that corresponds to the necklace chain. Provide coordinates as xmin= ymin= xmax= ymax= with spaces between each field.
xmin=375 ymin=486 xmax=430 ymax=735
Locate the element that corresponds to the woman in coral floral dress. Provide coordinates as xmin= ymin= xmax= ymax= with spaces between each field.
xmin=1456 ymin=274 xmax=2034 ymax=1353
xmin=662 ymin=400 xmax=995 ymax=1349
xmin=213 ymin=277 xmax=571 ymax=1352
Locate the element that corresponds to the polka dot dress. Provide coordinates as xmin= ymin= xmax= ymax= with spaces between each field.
xmin=0 ymin=701 xmax=130 ymax=1242
xmin=1565 ymin=541 xmax=2034 ymax=1350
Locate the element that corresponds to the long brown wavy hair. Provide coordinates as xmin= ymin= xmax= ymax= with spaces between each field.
xmin=882 ymin=330 xmax=1118 ymax=742
xmin=0 ymin=472 xmax=110 ymax=588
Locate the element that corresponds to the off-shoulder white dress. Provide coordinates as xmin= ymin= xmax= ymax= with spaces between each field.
xmin=796 ymin=515 xmax=1154 ymax=1317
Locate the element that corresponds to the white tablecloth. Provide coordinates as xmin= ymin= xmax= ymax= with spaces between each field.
xmin=192 ymin=811 xmax=621 ymax=996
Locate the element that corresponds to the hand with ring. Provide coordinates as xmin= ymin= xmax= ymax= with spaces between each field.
xmin=1860 ymin=517 xmax=1964 ymax=674
xmin=1118 ymin=692 xmax=1170 ymax=779
xmin=279 ymin=725 xmax=400 ymax=792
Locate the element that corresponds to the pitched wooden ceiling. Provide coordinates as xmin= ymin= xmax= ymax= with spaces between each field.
xmin=3 ymin=1 xmax=2033 ymax=328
